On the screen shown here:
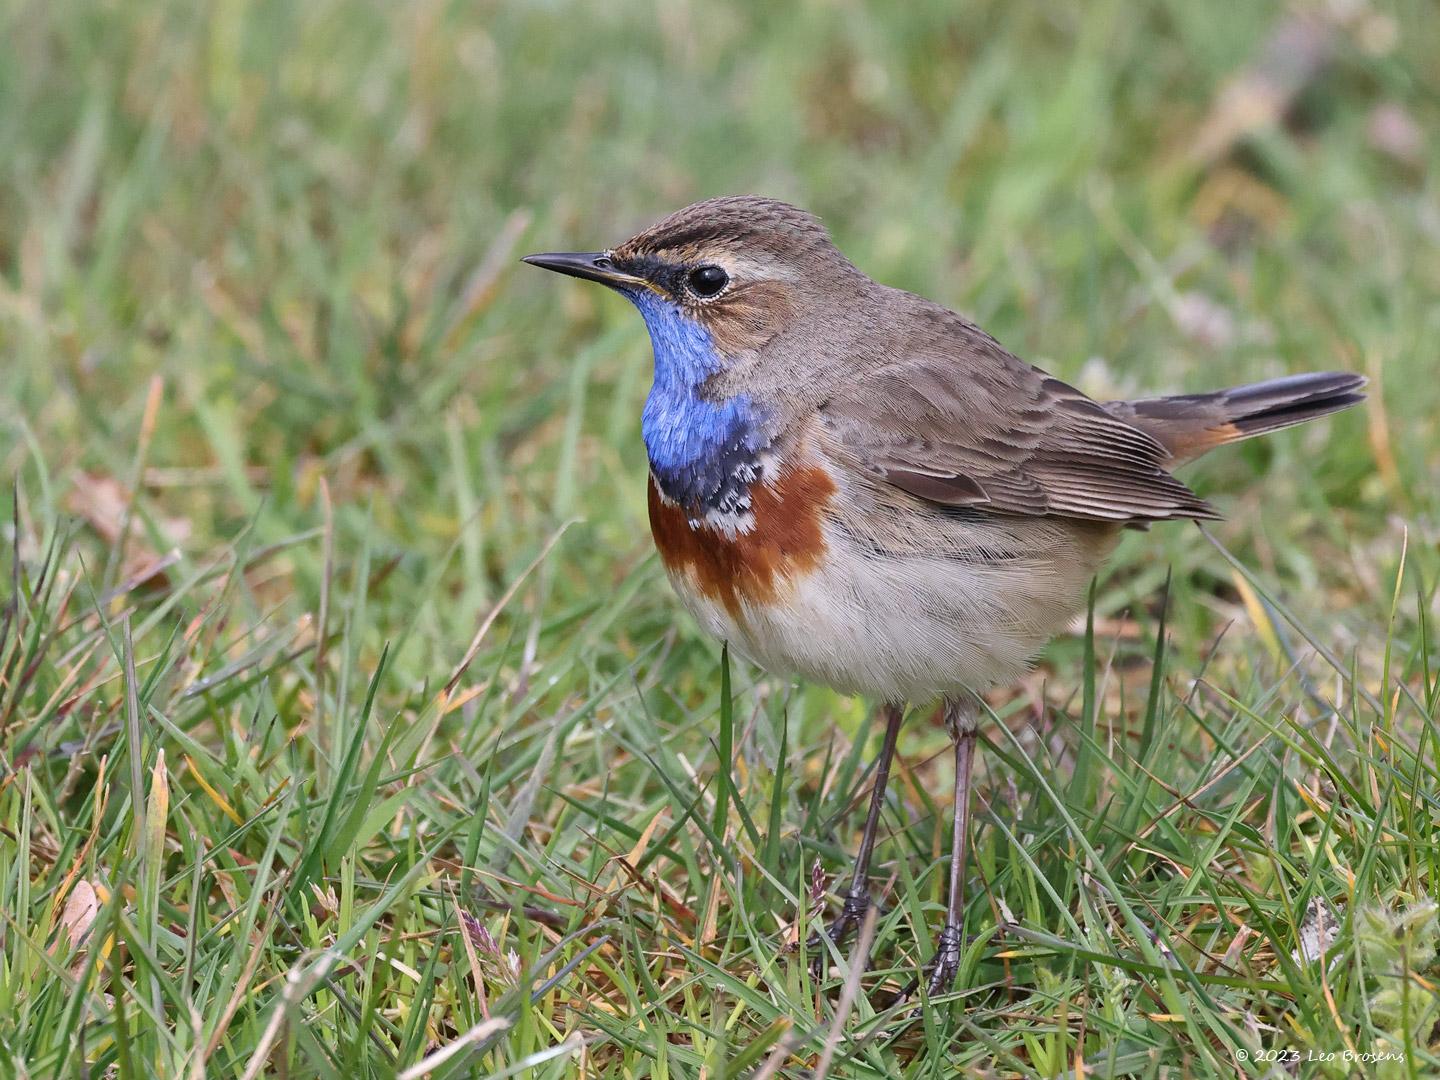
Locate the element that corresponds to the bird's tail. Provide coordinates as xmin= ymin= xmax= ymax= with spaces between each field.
xmin=1108 ymin=372 xmax=1367 ymax=463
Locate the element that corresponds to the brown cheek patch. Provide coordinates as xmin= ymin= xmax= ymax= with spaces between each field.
xmin=698 ymin=282 xmax=797 ymax=354
xmin=648 ymin=465 xmax=836 ymax=619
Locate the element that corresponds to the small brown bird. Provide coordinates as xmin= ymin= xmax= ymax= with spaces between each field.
xmin=525 ymin=196 xmax=1365 ymax=1000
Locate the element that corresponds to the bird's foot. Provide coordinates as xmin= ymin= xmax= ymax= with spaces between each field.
xmin=806 ymin=891 xmax=870 ymax=980
xmin=888 ymin=923 xmax=964 ymax=1013
xmin=923 ymin=923 xmax=964 ymax=997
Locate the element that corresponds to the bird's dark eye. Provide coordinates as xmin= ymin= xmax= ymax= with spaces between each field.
xmin=686 ymin=265 xmax=729 ymax=298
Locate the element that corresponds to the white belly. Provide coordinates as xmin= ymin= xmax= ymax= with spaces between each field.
xmin=664 ymin=521 xmax=1116 ymax=704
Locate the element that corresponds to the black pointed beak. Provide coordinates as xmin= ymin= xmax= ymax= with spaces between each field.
xmin=521 ymin=251 xmax=646 ymax=290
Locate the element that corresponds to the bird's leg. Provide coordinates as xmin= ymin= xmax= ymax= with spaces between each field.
xmin=809 ymin=701 xmax=905 ymax=974
xmin=922 ymin=693 xmax=979 ymax=998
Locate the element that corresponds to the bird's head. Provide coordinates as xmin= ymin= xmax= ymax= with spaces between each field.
xmin=523 ymin=195 xmax=860 ymax=359
xmin=525 ymin=197 xmax=867 ymax=508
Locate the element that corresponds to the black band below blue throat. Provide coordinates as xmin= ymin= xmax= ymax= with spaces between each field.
xmin=649 ymin=435 xmax=768 ymax=518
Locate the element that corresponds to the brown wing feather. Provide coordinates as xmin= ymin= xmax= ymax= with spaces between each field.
xmin=820 ymin=344 xmax=1219 ymax=525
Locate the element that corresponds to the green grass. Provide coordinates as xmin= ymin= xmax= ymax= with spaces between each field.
xmin=2 ymin=0 xmax=1439 ymax=1075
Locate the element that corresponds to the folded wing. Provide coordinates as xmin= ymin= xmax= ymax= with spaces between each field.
xmin=820 ymin=347 xmax=1219 ymax=524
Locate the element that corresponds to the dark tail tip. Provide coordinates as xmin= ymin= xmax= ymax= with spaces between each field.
xmin=1225 ymin=372 xmax=1367 ymax=438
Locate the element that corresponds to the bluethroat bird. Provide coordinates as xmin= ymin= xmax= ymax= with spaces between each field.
xmin=524 ymin=196 xmax=1365 ymax=1001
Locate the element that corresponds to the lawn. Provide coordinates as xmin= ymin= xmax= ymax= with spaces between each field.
xmin=1 ymin=0 xmax=1438 ymax=1076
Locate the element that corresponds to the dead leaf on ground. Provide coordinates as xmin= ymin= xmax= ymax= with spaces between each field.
xmin=1292 ymin=895 xmax=1341 ymax=968
xmin=59 ymin=879 xmax=102 ymax=952
xmin=67 ymin=471 xmax=191 ymax=591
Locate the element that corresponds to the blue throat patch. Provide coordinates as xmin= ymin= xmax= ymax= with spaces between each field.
xmin=626 ymin=289 xmax=768 ymax=514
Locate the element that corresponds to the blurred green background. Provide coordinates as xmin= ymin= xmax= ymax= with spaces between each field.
xmin=1 ymin=0 xmax=1437 ymax=1076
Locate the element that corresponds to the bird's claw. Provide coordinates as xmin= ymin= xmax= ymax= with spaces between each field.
xmin=923 ymin=923 xmax=964 ymax=997
xmin=806 ymin=891 xmax=870 ymax=980
xmin=887 ymin=923 xmax=964 ymax=1015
